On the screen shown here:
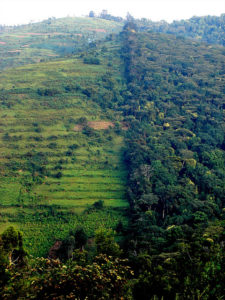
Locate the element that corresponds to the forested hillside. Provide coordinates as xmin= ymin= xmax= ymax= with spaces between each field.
xmin=0 ymin=18 xmax=225 ymax=299
xmin=137 ymin=14 xmax=225 ymax=46
xmin=121 ymin=23 xmax=225 ymax=251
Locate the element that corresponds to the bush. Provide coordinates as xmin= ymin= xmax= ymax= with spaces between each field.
xmin=83 ymin=57 xmax=100 ymax=65
xmin=55 ymin=172 xmax=63 ymax=179
xmin=93 ymin=200 xmax=104 ymax=210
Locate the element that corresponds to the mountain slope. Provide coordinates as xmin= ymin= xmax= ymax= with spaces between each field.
xmin=0 ymin=39 xmax=128 ymax=256
xmin=0 ymin=22 xmax=225 ymax=257
xmin=0 ymin=17 xmax=123 ymax=70
xmin=137 ymin=14 xmax=225 ymax=46
xmin=119 ymin=25 xmax=225 ymax=253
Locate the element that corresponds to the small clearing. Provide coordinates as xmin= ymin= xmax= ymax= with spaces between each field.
xmin=88 ymin=28 xmax=106 ymax=33
xmin=74 ymin=121 xmax=114 ymax=131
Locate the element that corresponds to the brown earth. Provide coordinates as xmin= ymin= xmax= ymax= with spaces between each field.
xmin=8 ymin=50 xmax=21 ymax=53
xmin=74 ymin=121 xmax=114 ymax=131
xmin=88 ymin=121 xmax=114 ymax=129
xmin=48 ymin=240 xmax=62 ymax=259
xmin=74 ymin=121 xmax=129 ymax=131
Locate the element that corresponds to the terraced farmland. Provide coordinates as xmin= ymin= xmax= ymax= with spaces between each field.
xmin=0 ymin=40 xmax=128 ymax=256
xmin=0 ymin=16 xmax=123 ymax=70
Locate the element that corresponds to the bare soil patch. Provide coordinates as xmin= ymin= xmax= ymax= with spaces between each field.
xmin=74 ymin=121 xmax=128 ymax=131
xmin=88 ymin=28 xmax=106 ymax=33
xmin=8 ymin=50 xmax=21 ymax=53
xmin=74 ymin=121 xmax=114 ymax=131
xmin=88 ymin=121 xmax=114 ymax=129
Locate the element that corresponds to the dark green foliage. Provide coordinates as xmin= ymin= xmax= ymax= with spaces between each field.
xmin=1 ymin=254 xmax=131 ymax=300
xmin=119 ymin=24 xmax=225 ymax=255
xmin=95 ymin=228 xmax=122 ymax=257
xmin=0 ymin=227 xmax=27 ymax=287
xmin=83 ymin=56 xmax=101 ymax=65
xmin=137 ymin=14 xmax=225 ymax=46
xmin=74 ymin=227 xmax=88 ymax=249
xmin=93 ymin=200 xmax=104 ymax=210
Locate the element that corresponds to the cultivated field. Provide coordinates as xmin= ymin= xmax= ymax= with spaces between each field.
xmin=0 ymin=17 xmax=123 ymax=70
xmin=0 ymin=40 xmax=128 ymax=256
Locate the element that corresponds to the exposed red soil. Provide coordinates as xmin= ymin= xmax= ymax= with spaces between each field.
xmin=73 ymin=124 xmax=84 ymax=131
xmin=88 ymin=121 xmax=114 ymax=129
xmin=74 ymin=121 xmax=129 ymax=131
xmin=0 ymin=42 xmax=6 ymax=45
xmin=8 ymin=50 xmax=21 ymax=53
xmin=25 ymin=32 xmax=47 ymax=36
xmin=48 ymin=240 xmax=62 ymax=259
xmin=74 ymin=121 xmax=114 ymax=131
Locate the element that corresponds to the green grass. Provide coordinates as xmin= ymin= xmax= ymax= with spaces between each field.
xmin=0 ymin=17 xmax=123 ymax=70
xmin=0 ymin=39 xmax=128 ymax=256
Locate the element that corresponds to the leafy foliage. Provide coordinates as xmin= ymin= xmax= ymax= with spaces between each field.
xmin=137 ymin=14 xmax=225 ymax=46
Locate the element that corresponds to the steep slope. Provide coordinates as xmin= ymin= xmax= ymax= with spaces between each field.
xmin=0 ymin=16 xmax=123 ymax=70
xmin=0 ymin=23 xmax=225 ymax=299
xmin=0 ymin=23 xmax=224 ymax=258
xmin=119 ymin=25 xmax=225 ymax=253
xmin=0 ymin=40 xmax=128 ymax=256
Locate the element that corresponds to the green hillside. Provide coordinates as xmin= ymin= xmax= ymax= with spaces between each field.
xmin=1 ymin=19 xmax=225 ymax=299
xmin=0 ymin=39 xmax=128 ymax=256
xmin=137 ymin=14 xmax=225 ymax=46
xmin=0 ymin=17 xmax=123 ymax=70
xmin=120 ymin=25 xmax=225 ymax=252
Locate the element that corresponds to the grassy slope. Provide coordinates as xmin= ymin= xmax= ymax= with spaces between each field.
xmin=0 ymin=40 xmax=128 ymax=256
xmin=0 ymin=17 xmax=123 ymax=70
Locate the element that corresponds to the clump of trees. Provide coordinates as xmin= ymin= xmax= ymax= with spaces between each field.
xmin=0 ymin=226 xmax=132 ymax=299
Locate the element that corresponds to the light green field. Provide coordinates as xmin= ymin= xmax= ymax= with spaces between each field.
xmin=0 ymin=40 xmax=128 ymax=256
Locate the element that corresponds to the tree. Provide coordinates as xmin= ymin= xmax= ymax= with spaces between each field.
xmin=95 ymin=228 xmax=122 ymax=257
xmin=89 ymin=10 xmax=95 ymax=18
xmin=74 ymin=227 xmax=87 ymax=249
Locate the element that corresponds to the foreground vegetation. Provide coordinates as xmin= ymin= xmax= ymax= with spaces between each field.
xmin=1 ymin=222 xmax=225 ymax=299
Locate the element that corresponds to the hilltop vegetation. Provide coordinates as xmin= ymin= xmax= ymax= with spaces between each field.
xmin=1 ymin=13 xmax=224 ymax=72
xmin=0 ymin=16 xmax=122 ymax=70
xmin=137 ymin=14 xmax=225 ymax=46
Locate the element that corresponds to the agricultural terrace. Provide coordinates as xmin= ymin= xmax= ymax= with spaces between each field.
xmin=0 ymin=17 xmax=123 ymax=70
xmin=0 ymin=41 xmax=128 ymax=256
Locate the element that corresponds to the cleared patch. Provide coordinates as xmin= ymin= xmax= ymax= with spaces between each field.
xmin=0 ymin=42 xmax=6 ymax=45
xmin=88 ymin=121 xmax=114 ymax=129
xmin=8 ymin=50 xmax=21 ymax=53
xmin=88 ymin=28 xmax=106 ymax=33
xmin=74 ymin=121 xmax=114 ymax=131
